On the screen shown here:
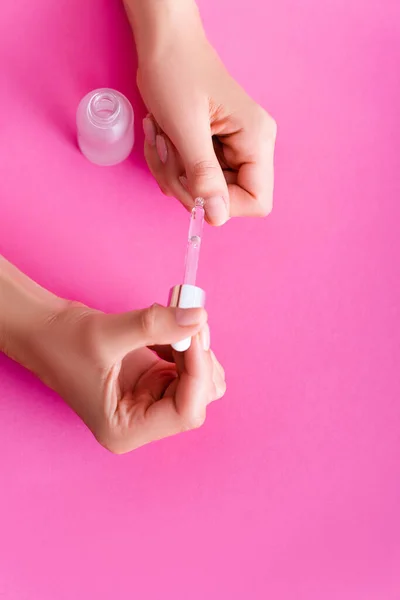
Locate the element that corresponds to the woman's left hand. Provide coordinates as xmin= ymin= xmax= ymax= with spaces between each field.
xmin=29 ymin=302 xmax=225 ymax=453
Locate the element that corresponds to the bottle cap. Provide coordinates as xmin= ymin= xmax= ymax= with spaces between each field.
xmin=169 ymin=284 xmax=206 ymax=352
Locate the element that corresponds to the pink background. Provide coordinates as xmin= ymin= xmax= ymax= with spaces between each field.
xmin=0 ymin=0 xmax=399 ymax=598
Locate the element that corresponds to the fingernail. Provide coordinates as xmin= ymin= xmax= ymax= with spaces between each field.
xmin=156 ymin=135 xmax=168 ymax=164
xmin=205 ymin=196 xmax=228 ymax=225
xmin=143 ymin=117 xmax=156 ymax=146
xmin=179 ymin=175 xmax=189 ymax=191
xmin=175 ymin=307 xmax=203 ymax=326
xmin=200 ymin=324 xmax=210 ymax=351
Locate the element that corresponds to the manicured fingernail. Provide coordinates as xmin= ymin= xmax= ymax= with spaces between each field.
xmin=200 ymin=324 xmax=210 ymax=351
xmin=205 ymin=196 xmax=228 ymax=225
xmin=175 ymin=307 xmax=203 ymax=326
xmin=156 ymin=135 xmax=168 ymax=164
xmin=143 ymin=117 xmax=156 ymax=146
xmin=179 ymin=175 xmax=189 ymax=191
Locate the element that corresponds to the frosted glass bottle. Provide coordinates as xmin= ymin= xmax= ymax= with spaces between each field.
xmin=76 ymin=88 xmax=134 ymax=166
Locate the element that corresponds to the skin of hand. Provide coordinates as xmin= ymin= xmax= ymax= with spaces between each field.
xmin=124 ymin=0 xmax=277 ymax=226
xmin=0 ymin=257 xmax=226 ymax=453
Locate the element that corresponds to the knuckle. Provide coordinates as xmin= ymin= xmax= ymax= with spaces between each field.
xmin=97 ymin=436 xmax=119 ymax=454
xmin=181 ymin=410 xmax=206 ymax=432
xmin=97 ymin=434 xmax=126 ymax=455
xmin=95 ymin=420 xmax=136 ymax=455
xmin=268 ymin=116 xmax=278 ymax=141
xmin=261 ymin=203 xmax=273 ymax=218
xmin=257 ymin=110 xmax=277 ymax=147
xmin=191 ymin=160 xmax=219 ymax=181
xmin=187 ymin=411 xmax=206 ymax=429
xmin=140 ymin=303 xmax=160 ymax=338
xmin=215 ymin=379 xmax=227 ymax=400
xmin=255 ymin=196 xmax=273 ymax=218
xmin=93 ymin=424 xmax=117 ymax=453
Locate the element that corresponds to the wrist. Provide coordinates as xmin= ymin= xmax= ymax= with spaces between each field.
xmin=123 ymin=0 xmax=203 ymax=65
xmin=0 ymin=257 xmax=67 ymax=376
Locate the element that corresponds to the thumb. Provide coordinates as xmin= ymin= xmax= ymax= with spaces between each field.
xmin=98 ymin=305 xmax=207 ymax=360
xmin=173 ymin=113 xmax=229 ymax=226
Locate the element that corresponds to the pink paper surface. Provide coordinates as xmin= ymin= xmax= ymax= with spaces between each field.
xmin=1 ymin=1 xmax=399 ymax=598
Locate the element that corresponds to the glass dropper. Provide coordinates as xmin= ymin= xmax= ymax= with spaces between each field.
xmin=183 ymin=198 xmax=205 ymax=286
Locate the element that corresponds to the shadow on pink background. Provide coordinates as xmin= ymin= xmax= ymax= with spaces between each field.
xmin=0 ymin=1 xmax=399 ymax=598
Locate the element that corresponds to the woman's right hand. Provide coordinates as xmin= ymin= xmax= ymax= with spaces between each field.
xmin=124 ymin=0 xmax=277 ymax=226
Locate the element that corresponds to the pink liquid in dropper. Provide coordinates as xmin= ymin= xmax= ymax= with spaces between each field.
xmin=183 ymin=198 xmax=205 ymax=286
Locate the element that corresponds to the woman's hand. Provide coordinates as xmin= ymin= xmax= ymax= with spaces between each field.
xmin=124 ymin=0 xmax=277 ymax=226
xmin=33 ymin=303 xmax=225 ymax=453
xmin=1 ymin=257 xmax=226 ymax=453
